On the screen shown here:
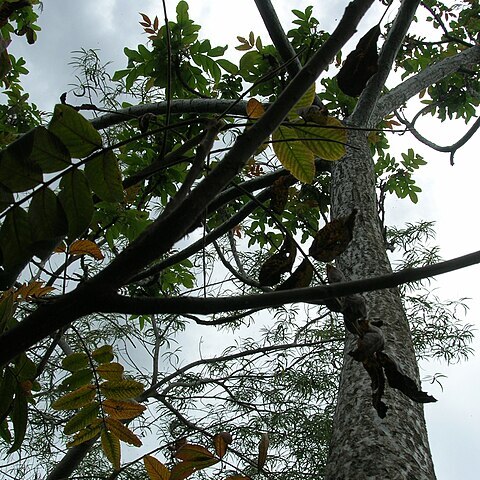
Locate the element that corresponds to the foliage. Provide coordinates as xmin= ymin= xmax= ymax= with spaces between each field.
xmin=0 ymin=1 xmax=478 ymax=479
xmin=0 ymin=0 xmax=42 ymax=146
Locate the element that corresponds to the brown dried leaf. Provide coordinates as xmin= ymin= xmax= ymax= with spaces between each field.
xmin=336 ymin=25 xmax=381 ymax=97
xmin=144 ymin=455 xmax=171 ymax=480
xmin=175 ymin=444 xmax=215 ymax=462
xmin=309 ymin=210 xmax=356 ymax=262
xmin=257 ymin=432 xmax=269 ymax=470
xmin=276 ymin=258 xmax=313 ymax=290
xmin=105 ymin=418 xmax=142 ymax=446
xmin=102 ymin=399 xmax=146 ymax=420
xmin=258 ymin=236 xmax=296 ymax=286
xmin=16 ymin=281 xmax=55 ymax=301
xmin=246 ymin=98 xmax=265 ymax=119
xmin=348 ymin=320 xmax=385 ymax=362
xmin=378 ymin=352 xmax=437 ymax=404
xmin=213 ymin=431 xmax=232 ymax=459
xmin=270 ymin=176 xmax=290 ymax=214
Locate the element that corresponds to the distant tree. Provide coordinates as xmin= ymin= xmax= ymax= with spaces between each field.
xmin=0 ymin=1 xmax=479 ymax=479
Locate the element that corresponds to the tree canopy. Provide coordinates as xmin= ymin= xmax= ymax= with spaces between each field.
xmin=0 ymin=0 xmax=479 ymax=479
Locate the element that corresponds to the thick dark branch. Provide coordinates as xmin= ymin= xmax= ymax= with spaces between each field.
xmin=254 ymin=0 xmax=303 ymax=77
xmin=351 ymin=0 xmax=421 ymax=126
xmin=45 ymin=439 xmax=97 ymax=480
xmin=128 ymin=188 xmax=272 ymax=284
xmin=100 ymin=249 xmax=480 ymax=316
xmin=0 ymin=0 xmax=374 ymax=368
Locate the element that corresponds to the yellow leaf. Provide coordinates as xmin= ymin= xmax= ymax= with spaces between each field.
xmin=272 ymin=126 xmax=315 ymax=183
xmin=67 ymin=419 xmax=103 ymax=447
xmin=100 ymin=379 xmax=144 ymax=400
xmin=102 ymin=429 xmax=121 ymax=470
xmin=293 ymin=117 xmax=347 ymax=161
xmin=246 ymin=98 xmax=265 ymax=119
xmin=97 ymin=362 xmax=124 ymax=381
xmin=54 ymin=242 xmax=67 ymax=253
xmin=16 ymin=281 xmax=55 ymax=301
xmin=103 ymin=399 xmax=146 ymax=420
xmin=69 ymin=239 xmax=104 ymax=260
xmin=105 ymin=417 xmax=142 ymax=447
xmin=52 ymin=385 xmax=96 ymax=411
xmin=144 ymin=455 xmax=171 ymax=480
xmin=0 ymin=290 xmax=16 ymax=333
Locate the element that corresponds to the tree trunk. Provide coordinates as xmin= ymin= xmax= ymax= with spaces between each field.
xmin=324 ymin=129 xmax=436 ymax=479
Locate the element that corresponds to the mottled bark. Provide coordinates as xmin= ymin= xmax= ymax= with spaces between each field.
xmin=324 ymin=129 xmax=436 ymax=479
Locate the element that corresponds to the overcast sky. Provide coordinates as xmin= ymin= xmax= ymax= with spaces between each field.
xmin=7 ymin=1 xmax=480 ymax=478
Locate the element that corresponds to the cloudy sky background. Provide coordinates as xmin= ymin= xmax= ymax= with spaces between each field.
xmin=8 ymin=1 xmax=480 ymax=478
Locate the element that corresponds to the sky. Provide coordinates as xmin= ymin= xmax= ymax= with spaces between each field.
xmin=7 ymin=0 xmax=480 ymax=478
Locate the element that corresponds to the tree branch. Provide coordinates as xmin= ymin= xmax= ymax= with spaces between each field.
xmin=99 ymin=249 xmax=480 ymax=316
xmin=90 ymin=99 xmax=249 ymax=130
xmin=127 ymin=188 xmax=272 ymax=284
xmin=254 ymin=0 xmax=303 ymax=78
xmin=395 ymin=110 xmax=480 ymax=165
xmin=351 ymin=0 xmax=421 ymax=126
xmin=0 ymin=0 xmax=374 ymax=369
xmin=372 ymin=44 xmax=480 ymax=124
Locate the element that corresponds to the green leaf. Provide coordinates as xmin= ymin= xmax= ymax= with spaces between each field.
xmin=0 ymin=420 xmax=11 ymax=443
xmin=61 ymin=369 xmax=93 ymax=391
xmin=100 ymin=379 xmax=144 ymax=400
xmin=52 ymin=385 xmax=96 ymax=411
xmin=272 ymin=126 xmax=315 ymax=183
xmin=101 ymin=429 xmax=121 ymax=470
xmin=112 ymin=69 xmax=129 ymax=81
xmin=217 ymin=59 xmax=238 ymax=75
xmin=8 ymin=387 xmax=28 ymax=454
xmin=85 ymin=150 xmax=124 ymax=203
xmin=28 ymin=188 xmax=68 ymax=260
xmin=30 ymin=126 xmax=71 ymax=173
xmin=62 ymin=352 xmax=89 ymax=372
xmin=92 ymin=345 xmax=114 ymax=364
xmin=176 ymin=0 xmax=189 ymax=23
xmin=0 ymin=149 xmax=42 ymax=192
xmin=0 ymin=207 xmax=33 ymax=287
xmin=293 ymin=117 xmax=347 ymax=160
xmin=63 ymin=402 xmax=100 ymax=435
xmin=14 ymin=353 xmax=36 ymax=381
xmin=0 ymin=367 xmax=15 ymax=420
xmin=59 ymin=170 xmax=94 ymax=241
xmin=67 ymin=419 xmax=103 ymax=447
xmin=289 ymin=82 xmax=316 ymax=119
xmin=48 ymin=104 xmax=102 ymax=158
